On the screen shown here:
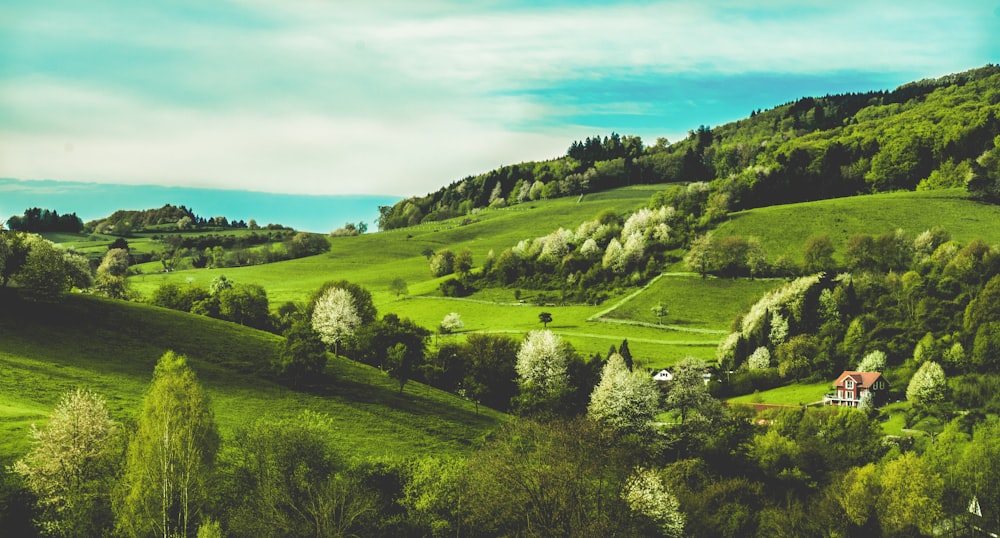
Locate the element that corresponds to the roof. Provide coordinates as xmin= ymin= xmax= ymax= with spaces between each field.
xmin=834 ymin=370 xmax=887 ymax=389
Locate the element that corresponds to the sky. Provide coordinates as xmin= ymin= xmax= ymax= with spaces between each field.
xmin=1 ymin=1 xmax=998 ymax=197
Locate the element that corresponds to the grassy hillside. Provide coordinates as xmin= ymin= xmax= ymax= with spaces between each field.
xmin=128 ymin=185 xmax=666 ymax=306
xmin=0 ymin=290 xmax=503 ymax=460
xmin=119 ymin=187 xmax=1000 ymax=373
xmin=713 ymin=188 xmax=1000 ymax=265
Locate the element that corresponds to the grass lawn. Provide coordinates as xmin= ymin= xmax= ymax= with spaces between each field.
xmin=0 ymin=291 xmax=503 ymax=461
xmin=878 ymin=401 xmax=910 ymax=436
xmin=727 ymin=380 xmax=831 ymax=407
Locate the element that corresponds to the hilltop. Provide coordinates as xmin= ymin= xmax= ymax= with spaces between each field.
xmin=379 ymin=64 xmax=1000 ymax=229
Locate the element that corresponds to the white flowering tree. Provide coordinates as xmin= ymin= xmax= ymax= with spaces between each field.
xmin=311 ymin=287 xmax=361 ymax=356
xmin=13 ymin=389 xmax=119 ymax=537
xmin=439 ymin=312 xmax=464 ymax=334
xmin=746 ymin=346 xmax=772 ymax=370
xmin=602 ymin=238 xmax=625 ymax=273
xmin=906 ymin=360 xmax=947 ymax=406
xmin=515 ymin=330 xmax=570 ymax=414
xmin=621 ymin=467 xmax=685 ymax=537
xmin=588 ymin=353 xmax=660 ymax=435
xmin=856 ymin=350 xmax=887 ymax=372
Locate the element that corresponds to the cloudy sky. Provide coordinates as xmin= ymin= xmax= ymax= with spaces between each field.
xmin=1 ymin=1 xmax=998 ymax=197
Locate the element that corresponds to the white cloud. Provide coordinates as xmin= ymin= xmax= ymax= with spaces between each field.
xmin=0 ymin=0 xmax=993 ymax=195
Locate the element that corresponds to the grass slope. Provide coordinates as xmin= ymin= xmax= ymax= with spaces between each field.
xmin=128 ymin=185 xmax=667 ymax=307
xmin=0 ymin=290 xmax=502 ymax=460
xmin=714 ymin=188 xmax=1000 ymax=264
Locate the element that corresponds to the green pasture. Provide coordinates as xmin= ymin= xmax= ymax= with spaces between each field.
xmin=127 ymin=185 xmax=664 ymax=306
xmin=0 ymin=291 xmax=502 ymax=460
xmin=389 ymin=292 xmax=720 ymax=370
xmin=714 ymin=189 xmax=1000 ymax=264
xmin=726 ymin=380 xmax=831 ymax=407
xmin=600 ymin=273 xmax=783 ymax=331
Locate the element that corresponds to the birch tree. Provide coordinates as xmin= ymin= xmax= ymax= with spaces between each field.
xmin=116 ymin=351 xmax=219 ymax=538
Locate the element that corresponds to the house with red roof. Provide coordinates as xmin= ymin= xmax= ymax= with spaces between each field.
xmin=823 ymin=371 xmax=889 ymax=408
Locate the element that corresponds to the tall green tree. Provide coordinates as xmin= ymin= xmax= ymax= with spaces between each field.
xmin=802 ymin=233 xmax=835 ymax=273
xmin=16 ymin=234 xmax=69 ymax=301
xmin=94 ymin=248 xmax=130 ymax=299
xmin=224 ymin=412 xmax=374 ymax=538
xmin=274 ymin=319 xmax=328 ymax=384
xmin=116 ymin=351 xmax=220 ymax=538
xmin=13 ymin=389 xmax=120 ymax=537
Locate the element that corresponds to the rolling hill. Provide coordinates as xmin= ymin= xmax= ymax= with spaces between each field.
xmin=0 ymin=290 xmax=503 ymax=460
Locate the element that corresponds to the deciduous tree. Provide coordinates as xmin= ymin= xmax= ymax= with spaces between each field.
xmin=906 ymin=360 xmax=947 ymax=406
xmin=621 ymin=467 xmax=685 ymax=538
xmin=515 ymin=330 xmax=570 ymax=415
xmin=274 ymin=319 xmax=328 ymax=384
xmin=16 ymin=234 xmax=69 ymax=301
xmin=439 ymin=312 xmax=464 ymax=334
xmin=116 ymin=351 xmax=219 ymax=538
xmin=13 ymin=389 xmax=119 ymax=537
xmin=588 ymin=353 xmax=660 ymax=435
xmin=95 ymin=248 xmax=129 ymax=299
xmin=312 ymin=287 xmax=361 ymax=356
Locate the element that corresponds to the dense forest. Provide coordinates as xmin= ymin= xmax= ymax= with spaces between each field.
xmin=378 ymin=64 xmax=1000 ymax=230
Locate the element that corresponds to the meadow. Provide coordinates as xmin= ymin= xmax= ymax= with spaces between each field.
xmin=0 ymin=290 xmax=502 ymax=460
xmin=714 ymin=188 xmax=1000 ymax=264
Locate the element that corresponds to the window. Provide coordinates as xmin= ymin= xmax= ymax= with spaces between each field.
xmin=847 ymin=391 xmax=853 ymax=400
xmin=846 ymin=380 xmax=854 ymax=389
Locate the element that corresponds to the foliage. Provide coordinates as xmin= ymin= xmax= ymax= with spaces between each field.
xmin=388 ymin=277 xmax=408 ymax=297
xmin=12 ymin=389 xmax=119 ymax=537
xmin=6 ymin=207 xmax=83 ymax=233
xmin=116 ymin=351 xmax=220 ymax=538
xmin=515 ymin=330 xmax=571 ymax=416
xmin=906 ymin=361 xmax=947 ymax=406
xmin=587 ymin=353 xmax=660 ymax=435
xmin=876 ymin=452 xmax=943 ymax=536
xmin=621 ymin=467 xmax=685 ymax=538
xmin=438 ymin=312 xmax=463 ymax=334
xmin=312 ymin=287 xmax=361 ymax=355
xmin=217 ymin=283 xmax=271 ymax=331
xmin=94 ymin=248 xmax=130 ymax=299
xmin=746 ymin=346 xmax=771 ymax=370
xmin=15 ymin=235 xmax=69 ymax=302
xmin=429 ymin=249 xmax=455 ymax=277
xmin=223 ymin=411 xmax=375 ymax=538
xmin=461 ymin=333 xmax=519 ymax=413
xmin=856 ymin=350 xmax=886 ymax=372
xmin=274 ymin=320 xmax=328 ymax=384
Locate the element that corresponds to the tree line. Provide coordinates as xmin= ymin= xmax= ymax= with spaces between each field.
xmin=377 ymin=64 xmax=1000 ymax=231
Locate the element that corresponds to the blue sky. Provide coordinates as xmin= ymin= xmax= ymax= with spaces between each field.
xmin=1 ymin=0 xmax=998 ymax=197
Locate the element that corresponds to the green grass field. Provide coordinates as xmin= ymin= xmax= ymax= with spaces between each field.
xmin=714 ymin=188 xmax=1000 ymax=264
xmin=726 ymin=380 xmax=831 ymax=407
xmin=126 ymin=186 xmax=666 ymax=307
xmin=0 ymin=291 xmax=502 ymax=460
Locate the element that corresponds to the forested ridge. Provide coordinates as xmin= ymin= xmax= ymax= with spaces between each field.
xmin=379 ymin=64 xmax=1000 ymax=229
